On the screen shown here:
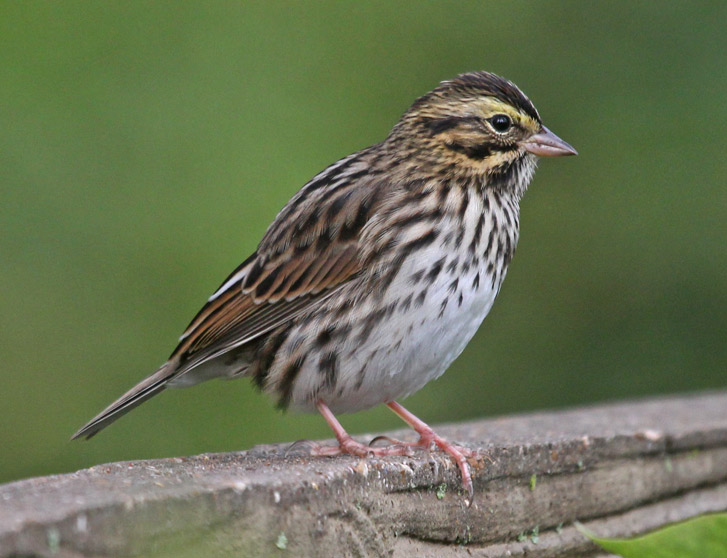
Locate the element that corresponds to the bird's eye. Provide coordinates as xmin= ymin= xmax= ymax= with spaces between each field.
xmin=489 ymin=114 xmax=512 ymax=133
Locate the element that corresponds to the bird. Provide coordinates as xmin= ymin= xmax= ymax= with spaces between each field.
xmin=72 ymin=71 xmax=576 ymax=499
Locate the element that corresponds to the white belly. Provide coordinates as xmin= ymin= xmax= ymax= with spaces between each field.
xmin=287 ymin=193 xmax=517 ymax=414
xmin=325 ymin=247 xmax=501 ymax=413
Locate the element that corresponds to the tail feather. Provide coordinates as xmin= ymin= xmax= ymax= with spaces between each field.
xmin=71 ymin=362 xmax=176 ymax=440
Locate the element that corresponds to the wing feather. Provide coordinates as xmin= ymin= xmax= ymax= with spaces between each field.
xmin=169 ymin=153 xmax=383 ymax=376
xmin=72 ymin=141 xmax=426 ymax=440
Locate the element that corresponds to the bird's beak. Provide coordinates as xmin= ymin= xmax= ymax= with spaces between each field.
xmin=523 ymin=126 xmax=577 ymax=157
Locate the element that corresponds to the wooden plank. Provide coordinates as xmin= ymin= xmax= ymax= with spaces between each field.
xmin=2 ymin=392 xmax=727 ymax=557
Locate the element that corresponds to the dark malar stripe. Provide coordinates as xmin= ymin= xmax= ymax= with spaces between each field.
xmin=447 ymin=142 xmax=492 ymax=161
xmin=487 ymin=154 xmax=527 ymax=192
xmin=447 ymin=141 xmax=520 ymax=162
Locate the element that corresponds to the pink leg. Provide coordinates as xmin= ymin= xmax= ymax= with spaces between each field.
xmin=312 ymin=400 xmax=475 ymax=500
xmin=387 ymin=401 xmax=475 ymax=499
xmin=312 ymin=401 xmax=413 ymax=457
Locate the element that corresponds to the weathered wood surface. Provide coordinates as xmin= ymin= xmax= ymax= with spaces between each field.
xmin=2 ymin=392 xmax=727 ymax=557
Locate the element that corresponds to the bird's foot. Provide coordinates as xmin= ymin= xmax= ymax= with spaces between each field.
xmin=312 ymin=401 xmax=414 ymax=457
xmin=386 ymin=401 xmax=477 ymax=501
xmin=314 ymin=400 xmax=478 ymax=503
xmin=424 ymin=433 xmax=476 ymax=500
xmin=371 ymin=430 xmax=477 ymax=502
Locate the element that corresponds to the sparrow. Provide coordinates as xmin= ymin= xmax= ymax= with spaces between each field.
xmin=73 ymin=71 xmax=577 ymax=498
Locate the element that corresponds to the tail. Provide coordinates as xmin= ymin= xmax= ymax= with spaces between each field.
xmin=71 ymin=362 xmax=177 ymax=440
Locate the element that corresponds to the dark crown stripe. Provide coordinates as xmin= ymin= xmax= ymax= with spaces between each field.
xmin=449 ymin=72 xmax=540 ymax=122
xmin=412 ymin=71 xmax=540 ymax=123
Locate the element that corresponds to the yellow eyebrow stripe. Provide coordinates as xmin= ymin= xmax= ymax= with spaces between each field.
xmin=473 ymin=97 xmax=540 ymax=131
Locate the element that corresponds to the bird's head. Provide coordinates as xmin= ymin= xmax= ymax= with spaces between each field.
xmin=389 ymin=72 xmax=576 ymax=191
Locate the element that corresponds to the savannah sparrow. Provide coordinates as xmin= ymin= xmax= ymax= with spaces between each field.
xmin=73 ymin=72 xmax=576 ymax=498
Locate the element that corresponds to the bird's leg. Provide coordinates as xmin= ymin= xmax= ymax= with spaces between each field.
xmin=386 ymin=401 xmax=475 ymax=499
xmin=311 ymin=400 xmax=474 ymax=500
xmin=310 ymin=401 xmax=413 ymax=457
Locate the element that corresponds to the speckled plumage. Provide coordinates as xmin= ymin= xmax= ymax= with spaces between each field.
xmin=73 ymin=71 xmax=576 ymax=499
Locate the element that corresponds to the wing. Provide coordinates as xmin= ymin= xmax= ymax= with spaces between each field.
xmin=72 ymin=149 xmax=385 ymax=440
xmin=170 ymin=241 xmax=361 ymax=373
xmin=170 ymin=148 xmax=383 ymax=375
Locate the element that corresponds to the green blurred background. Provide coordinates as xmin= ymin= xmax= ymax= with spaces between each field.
xmin=2 ymin=2 xmax=726 ymax=485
